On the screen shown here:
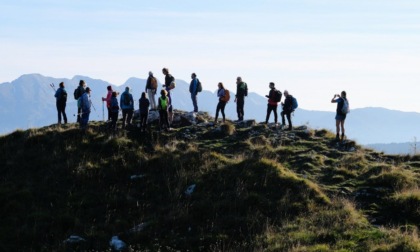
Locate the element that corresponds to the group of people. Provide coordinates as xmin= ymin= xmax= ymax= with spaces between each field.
xmin=53 ymin=68 xmax=349 ymax=139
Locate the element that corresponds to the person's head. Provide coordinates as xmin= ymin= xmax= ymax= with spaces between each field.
xmin=269 ymin=82 xmax=275 ymax=89
xmin=191 ymin=73 xmax=196 ymax=79
xmin=160 ymin=89 xmax=168 ymax=97
xmin=79 ymin=80 xmax=85 ymax=87
xmin=341 ymin=91 xmax=347 ymax=98
xmin=125 ymin=86 xmax=130 ymax=92
xmin=162 ymin=68 xmax=169 ymax=75
xmin=141 ymin=92 xmax=147 ymax=99
xmin=218 ymin=82 xmax=224 ymax=89
xmin=85 ymin=87 xmax=91 ymax=93
xmin=236 ymin=76 xmax=242 ymax=84
xmin=59 ymin=82 xmax=65 ymax=88
xmin=149 ymin=71 xmax=153 ymax=76
xmin=107 ymin=85 xmax=112 ymax=91
xmin=284 ymin=90 xmax=289 ymax=96
xmin=112 ymin=91 xmax=117 ymax=97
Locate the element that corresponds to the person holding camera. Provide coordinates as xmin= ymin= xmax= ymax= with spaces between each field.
xmin=162 ymin=68 xmax=175 ymax=125
xmin=331 ymin=91 xmax=348 ymax=141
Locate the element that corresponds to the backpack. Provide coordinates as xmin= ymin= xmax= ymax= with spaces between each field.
xmin=291 ymin=97 xmax=298 ymax=110
xmin=274 ymin=90 xmax=282 ymax=102
xmin=150 ymin=77 xmax=158 ymax=89
xmin=59 ymin=89 xmax=68 ymax=102
xmin=74 ymin=88 xmax=81 ymax=100
xmin=123 ymin=93 xmax=131 ymax=106
xmin=159 ymin=97 xmax=168 ymax=110
xmin=241 ymin=82 xmax=248 ymax=96
xmin=221 ymin=89 xmax=230 ymax=102
xmin=197 ymin=80 xmax=202 ymax=92
xmin=341 ymin=99 xmax=350 ymax=114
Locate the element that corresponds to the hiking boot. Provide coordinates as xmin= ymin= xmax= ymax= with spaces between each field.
xmin=335 ymin=134 xmax=340 ymax=141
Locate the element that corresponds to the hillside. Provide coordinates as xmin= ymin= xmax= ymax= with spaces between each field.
xmin=1 ymin=112 xmax=420 ymax=251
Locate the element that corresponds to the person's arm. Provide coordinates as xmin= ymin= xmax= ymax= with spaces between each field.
xmin=331 ymin=94 xmax=340 ymax=103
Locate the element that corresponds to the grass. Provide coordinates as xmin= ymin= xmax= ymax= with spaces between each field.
xmin=1 ymin=119 xmax=420 ymax=251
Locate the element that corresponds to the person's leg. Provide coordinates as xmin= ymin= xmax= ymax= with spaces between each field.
xmin=164 ymin=111 xmax=170 ymax=129
xmin=77 ymin=107 xmax=82 ymax=123
xmin=335 ymin=119 xmax=340 ymax=140
xmin=221 ymin=102 xmax=226 ymax=122
xmin=281 ymin=111 xmax=286 ymax=125
xmin=237 ymin=97 xmax=244 ymax=120
xmin=191 ymin=94 xmax=198 ymax=112
xmin=286 ymin=112 xmax=292 ymax=130
xmin=107 ymin=107 xmax=111 ymax=121
xmin=265 ymin=104 xmax=272 ymax=124
xmin=122 ymin=109 xmax=127 ymax=128
xmin=340 ymin=120 xmax=345 ymax=140
xmin=215 ymin=102 xmax=221 ymax=122
xmin=57 ymin=102 xmax=62 ymax=124
xmin=273 ymin=105 xmax=278 ymax=124
xmin=127 ymin=109 xmax=133 ymax=126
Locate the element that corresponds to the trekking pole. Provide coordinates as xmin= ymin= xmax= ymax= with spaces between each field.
xmin=49 ymin=83 xmax=56 ymax=92
xmin=102 ymin=101 xmax=105 ymax=121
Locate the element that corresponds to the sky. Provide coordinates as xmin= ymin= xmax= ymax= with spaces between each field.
xmin=1 ymin=0 xmax=420 ymax=112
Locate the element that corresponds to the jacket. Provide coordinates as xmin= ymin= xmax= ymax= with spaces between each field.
xmin=139 ymin=97 xmax=150 ymax=114
xmin=80 ymin=93 xmax=91 ymax=113
xmin=120 ymin=91 xmax=134 ymax=110
xmin=110 ymin=96 xmax=119 ymax=113
xmin=236 ymin=82 xmax=248 ymax=98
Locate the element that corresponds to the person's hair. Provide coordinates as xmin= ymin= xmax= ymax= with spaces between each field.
xmin=79 ymin=80 xmax=85 ymax=86
xmin=218 ymin=82 xmax=225 ymax=89
xmin=341 ymin=91 xmax=347 ymax=98
xmin=162 ymin=68 xmax=168 ymax=74
xmin=236 ymin=76 xmax=242 ymax=82
xmin=141 ymin=92 xmax=146 ymax=98
xmin=284 ymin=90 xmax=289 ymax=95
xmin=160 ymin=89 xmax=168 ymax=96
xmin=112 ymin=91 xmax=117 ymax=97
xmin=59 ymin=82 xmax=64 ymax=88
xmin=107 ymin=85 xmax=112 ymax=91
xmin=269 ymin=82 xmax=275 ymax=87
xmin=192 ymin=73 xmax=196 ymax=77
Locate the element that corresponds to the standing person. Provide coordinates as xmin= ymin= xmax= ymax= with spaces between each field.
xmin=234 ymin=76 xmax=247 ymax=121
xmin=139 ymin=92 xmax=150 ymax=132
xmin=145 ymin=71 xmax=157 ymax=110
xmin=189 ymin=73 xmax=199 ymax=112
xmin=80 ymin=87 xmax=92 ymax=132
xmin=102 ymin=85 xmax=113 ymax=121
xmin=215 ymin=82 xmax=227 ymax=123
xmin=120 ymin=86 xmax=134 ymax=129
xmin=162 ymin=68 xmax=175 ymax=125
xmin=265 ymin=82 xmax=281 ymax=124
xmin=75 ymin=80 xmax=86 ymax=123
xmin=158 ymin=89 xmax=171 ymax=131
xmin=331 ymin=91 xmax=348 ymax=141
xmin=54 ymin=82 xmax=68 ymax=125
xmin=281 ymin=90 xmax=294 ymax=130
xmin=109 ymin=91 xmax=119 ymax=133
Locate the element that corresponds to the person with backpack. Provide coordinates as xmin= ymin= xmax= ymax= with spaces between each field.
xmin=109 ymin=91 xmax=119 ymax=133
xmin=139 ymin=92 xmax=150 ymax=132
xmin=215 ymin=82 xmax=228 ymax=123
xmin=162 ymin=68 xmax=175 ymax=125
xmin=74 ymin=80 xmax=86 ymax=123
xmin=102 ymin=85 xmax=113 ymax=121
xmin=331 ymin=91 xmax=349 ymax=141
xmin=158 ymin=89 xmax=171 ymax=131
xmin=189 ymin=73 xmax=200 ymax=113
xmin=120 ymin=86 xmax=134 ymax=129
xmin=79 ymin=87 xmax=92 ymax=132
xmin=265 ymin=82 xmax=281 ymax=125
xmin=54 ymin=82 xmax=68 ymax=125
xmin=281 ymin=90 xmax=294 ymax=131
xmin=234 ymin=76 xmax=248 ymax=121
xmin=145 ymin=71 xmax=157 ymax=110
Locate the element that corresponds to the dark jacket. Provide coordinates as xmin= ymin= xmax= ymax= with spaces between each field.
xmin=283 ymin=95 xmax=294 ymax=113
xmin=110 ymin=96 xmax=119 ymax=113
xmin=146 ymin=76 xmax=156 ymax=91
xmin=139 ymin=97 xmax=150 ymax=114
xmin=236 ymin=82 xmax=248 ymax=98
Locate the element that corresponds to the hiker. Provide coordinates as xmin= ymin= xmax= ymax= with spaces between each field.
xmin=215 ymin=82 xmax=227 ymax=123
xmin=120 ymin=86 xmax=134 ymax=129
xmin=162 ymin=68 xmax=175 ymax=125
xmin=234 ymin=76 xmax=248 ymax=121
xmin=145 ymin=71 xmax=157 ymax=110
xmin=139 ymin=92 xmax=150 ymax=132
xmin=102 ymin=85 xmax=113 ymax=121
xmin=189 ymin=73 xmax=199 ymax=112
xmin=331 ymin=91 xmax=348 ymax=141
xmin=281 ymin=90 xmax=294 ymax=130
xmin=79 ymin=87 xmax=92 ymax=132
xmin=75 ymin=80 xmax=86 ymax=123
xmin=54 ymin=82 xmax=68 ymax=125
xmin=158 ymin=89 xmax=171 ymax=131
xmin=110 ymin=91 xmax=119 ymax=133
xmin=265 ymin=82 xmax=281 ymax=124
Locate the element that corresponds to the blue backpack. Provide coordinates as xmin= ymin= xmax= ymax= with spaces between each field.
xmin=291 ymin=96 xmax=298 ymax=110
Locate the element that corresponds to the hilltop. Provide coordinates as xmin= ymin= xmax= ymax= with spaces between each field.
xmin=1 ymin=111 xmax=420 ymax=251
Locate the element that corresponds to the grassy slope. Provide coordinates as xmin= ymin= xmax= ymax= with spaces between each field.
xmin=1 ymin=118 xmax=420 ymax=251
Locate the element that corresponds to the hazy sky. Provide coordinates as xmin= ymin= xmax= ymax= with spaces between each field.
xmin=1 ymin=0 xmax=420 ymax=112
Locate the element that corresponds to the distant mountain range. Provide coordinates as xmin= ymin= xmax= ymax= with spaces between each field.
xmin=1 ymin=74 xmax=419 ymax=153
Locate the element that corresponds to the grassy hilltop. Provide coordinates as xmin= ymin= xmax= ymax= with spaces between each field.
xmin=1 ymin=112 xmax=420 ymax=251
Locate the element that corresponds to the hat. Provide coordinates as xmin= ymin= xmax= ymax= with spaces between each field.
xmin=85 ymin=87 xmax=91 ymax=92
